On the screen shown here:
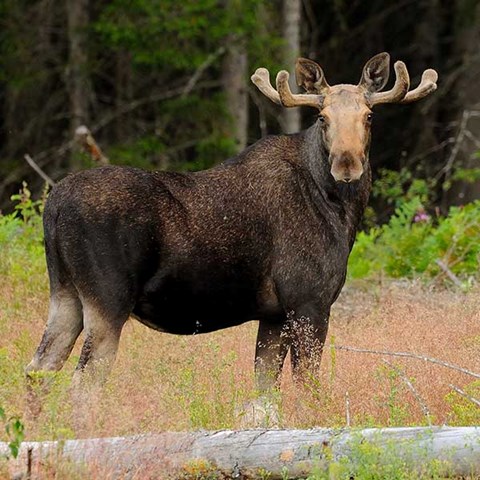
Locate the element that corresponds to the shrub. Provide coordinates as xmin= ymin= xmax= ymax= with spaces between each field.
xmin=0 ymin=182 xmax=46 ymax=284
xmin=348 ymin=197 xmax=480 ymax=285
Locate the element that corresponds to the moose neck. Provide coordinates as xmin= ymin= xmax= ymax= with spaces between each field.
xmin=300 ymin=121 xmax=372 ymax=245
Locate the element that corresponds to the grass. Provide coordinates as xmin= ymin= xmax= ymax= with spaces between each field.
xmin=1 ymin=272 xmax=479 ymax=441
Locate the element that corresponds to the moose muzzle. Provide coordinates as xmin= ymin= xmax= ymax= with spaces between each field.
xmin=329 ymin=152 xmax=365 ymax=183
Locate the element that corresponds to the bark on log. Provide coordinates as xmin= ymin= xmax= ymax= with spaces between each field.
xmin=1 ymin=427 xmax=479 ymax=479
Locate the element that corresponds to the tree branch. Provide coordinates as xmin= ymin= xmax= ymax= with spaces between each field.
xmin=335 ymin=345 xmax=480 ymax=379
xmin=23 ymin=154 xmax=56 ymax=187
xmin=383 ymin=360 xmax=432 ymax=425
xmin=449 ymin=384 xmax=480 ymax=408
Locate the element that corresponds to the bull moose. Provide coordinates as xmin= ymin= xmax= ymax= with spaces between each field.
xmin=27 ymin=53 xmax=437 ymax=399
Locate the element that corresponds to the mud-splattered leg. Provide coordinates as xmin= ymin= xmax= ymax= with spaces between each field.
xmin=26 ymin=287 xmax=83 ymax=374
xmin=25 ymin=286 xmax=83 ymax=417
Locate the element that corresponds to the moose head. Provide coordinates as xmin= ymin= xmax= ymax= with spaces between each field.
xmin=252 ymin=53 xmax=438 ymax=183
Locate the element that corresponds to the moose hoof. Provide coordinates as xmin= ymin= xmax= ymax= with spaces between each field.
xmin=237 ymin=396 xmax=280 ymax=428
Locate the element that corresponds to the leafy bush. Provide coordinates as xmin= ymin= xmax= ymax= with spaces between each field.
xmin=0 ymin=182 xmax=46 ymax=284
xmin=348 ymin=197 xmax=480 ymax=285
xmin=0 ymin=406 xmax=24 ymax=459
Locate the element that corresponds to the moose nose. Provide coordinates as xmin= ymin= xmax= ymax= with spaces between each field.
xmin=330 ymin=152 xmax=364 ymax=183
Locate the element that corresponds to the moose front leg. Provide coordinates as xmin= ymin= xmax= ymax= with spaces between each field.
xmin=254 ymin=319 xmax=290 ymax=393
xmin=288 ymin=307 xmax=330 ymax=382
xmin=237 ymin=319 xmax=289 ymax=428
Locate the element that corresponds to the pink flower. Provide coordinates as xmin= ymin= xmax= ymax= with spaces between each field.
xmin=414 ymin=211 xmax=430 ymax=223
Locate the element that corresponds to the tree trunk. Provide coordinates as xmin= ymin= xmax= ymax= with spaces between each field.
xmin=115 ymin=50 xmax=133 ymax=143
xmin=222 ymin=43 xmax=249 ymax=152
xmin=3 ymin=427 xmax=479 ymax=479
xmin=281 ymin=0 xmax=301 ymax=134
xmin=66 ymin=0 xmax=90 ymax=143
xmin=443 ymin=1 xmax=480 ymax=208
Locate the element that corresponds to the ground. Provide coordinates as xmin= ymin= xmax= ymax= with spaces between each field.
xmin=0 ymin=277 xmax=479 ymax=440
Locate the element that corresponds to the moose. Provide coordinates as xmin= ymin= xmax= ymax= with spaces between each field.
xmin=27 ymin=53 xmax=437 ymax=401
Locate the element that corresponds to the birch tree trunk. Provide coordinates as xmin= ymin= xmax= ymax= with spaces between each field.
xmin=281 ymin=0 xmax=301 ymax=134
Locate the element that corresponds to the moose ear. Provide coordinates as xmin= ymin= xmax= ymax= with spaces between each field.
xmin=295 ymin=58 xmax=329 ymax=93
xmin=359 ymin=53 xmax=390 ymax=93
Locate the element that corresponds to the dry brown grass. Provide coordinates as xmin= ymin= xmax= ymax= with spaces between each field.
xmin=0 ymin=275 xmax=479 ymax=441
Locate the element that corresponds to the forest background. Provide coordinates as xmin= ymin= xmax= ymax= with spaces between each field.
xmin=2 ymin=0 xmax=480 ymax=224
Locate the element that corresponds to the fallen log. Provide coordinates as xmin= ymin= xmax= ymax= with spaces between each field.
xmin=1 ymin=427 xmax=479 ymax=479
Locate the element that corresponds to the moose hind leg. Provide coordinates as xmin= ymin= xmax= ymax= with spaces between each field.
xmin=26 ymin=287 xmax=83 ymax=375
xmin=73 ymin=301 xmax=129 ymax=386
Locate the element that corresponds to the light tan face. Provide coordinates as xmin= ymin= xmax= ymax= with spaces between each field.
xmin=319 ymin=85 xmax=372 ymax=183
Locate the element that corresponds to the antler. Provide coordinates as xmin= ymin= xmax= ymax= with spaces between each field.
xmin=251 ymin=68 xmax=323 ymax=109
xmin=399 ymin=69 xmax=438 ymax=104
xmin=252 ymin=59 xmax=438 ymax=108
xmin=369 ymin=62 xmax=438 ymax=106
xmin=368 ymin=61 xmax=410 ymax=105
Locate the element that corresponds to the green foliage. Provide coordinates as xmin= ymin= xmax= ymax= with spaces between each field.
xmin=348 ymin=197 xmax=480 ymax=284
xmin=95 ymin=0 xmax=273 ymax=70
xmin=445 ymin=381 xmax=480 ymax=425
xmin=160 ymin=93 xmax=238 ymax=170
xmin=0 ymin=182 xmax=46 ymax=283
xmin=0 ymin=406 xmax=25 ymax=459
xmin=451 ymin=166 xmax=480 ymax=183
xmin=373 ymin=168 xmax=431 ymax=208
xmin=107 ymin=135 xmax=167 ymax=169
xmin=26 ymin=371 xmax=76 ymax=440
xmin=180 ymin=459 xmax=223 ymax=480
xmin=305 ymin=432 xmax=455 ymax=479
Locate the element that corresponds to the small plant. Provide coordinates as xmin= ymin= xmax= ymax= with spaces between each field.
xmin=329 ymin=335 xmax=337 ymax=385
xmin=374 ymin=364 xmax=409 ymax=427
xmin=25 ymin=370 xmax=76 ymax=440
xmin=0 ymin=406 xmax=25 ymax=459
xmin=445 ymin=381 xmax=480 ymax=425
xmin=171 ymin=341 xmax=242 ymax=429
xmin=257 ymin=467 xmax=272 ymax=480
xmin=10 ymin=181 xmax=45 ymax=224
xmin=180 ymin=459 xmax=222 ymax=480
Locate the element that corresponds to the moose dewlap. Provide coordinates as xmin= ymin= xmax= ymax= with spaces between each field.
xmin=27 ymin=53 xmax=437 ymax=401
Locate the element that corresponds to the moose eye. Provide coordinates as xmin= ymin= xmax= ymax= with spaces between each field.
xmin=366 ymin=113 xmax=373 ymax=122
xmin=318 ymin=115 xmax=326 ymax=124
